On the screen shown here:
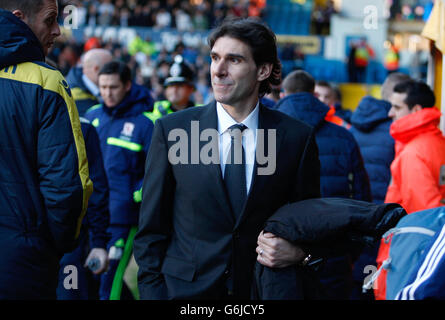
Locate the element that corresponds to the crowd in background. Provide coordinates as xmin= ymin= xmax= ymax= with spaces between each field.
xmin=58 ymin=0 xmax=266 ymax=30
xmin=49 ymin=0 xmax=312 ymax=107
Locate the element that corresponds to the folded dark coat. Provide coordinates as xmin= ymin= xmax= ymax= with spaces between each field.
xmin=252 ymin=198 xmax=406 ymax=300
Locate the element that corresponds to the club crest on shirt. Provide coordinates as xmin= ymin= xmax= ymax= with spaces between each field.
xmin=120 ymin=122 xmax=135 ymax=140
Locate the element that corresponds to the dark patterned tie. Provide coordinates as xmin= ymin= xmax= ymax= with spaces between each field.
xmin=224 ymin=123 xmax=248 ymax=220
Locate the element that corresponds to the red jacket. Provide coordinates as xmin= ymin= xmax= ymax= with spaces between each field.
xmin=385 ymin=108 xmax=445 ymax=213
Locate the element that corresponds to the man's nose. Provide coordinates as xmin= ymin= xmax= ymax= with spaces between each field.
xmin=388 ymin=108 xmax=395 ymax=119
xmin=103 ymin=89 xmax=111 ymax=97
xmin=52 ymin=23 xmax=61 ymax=37
xmin=213 ymin=60 xmax=227 ymax=77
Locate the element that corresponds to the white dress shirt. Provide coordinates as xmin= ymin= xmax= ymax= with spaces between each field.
xmin=216 ymin=101 xmax=259 ymax=194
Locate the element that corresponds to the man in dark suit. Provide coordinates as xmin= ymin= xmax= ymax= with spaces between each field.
xmin=134 ymin=17 xmax=321 ymax=300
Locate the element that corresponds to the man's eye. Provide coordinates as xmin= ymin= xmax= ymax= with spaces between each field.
xmin=46 ymin=16 xmax=56 ymax=25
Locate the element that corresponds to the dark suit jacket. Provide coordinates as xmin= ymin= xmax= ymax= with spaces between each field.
xmin=134 ymin=101 xmax=321 ymax=299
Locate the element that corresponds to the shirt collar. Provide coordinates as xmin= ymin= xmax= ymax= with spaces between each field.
xmin=216 ymin=101 xmax=259 ymax=135
xmin=82 ymin=73 xmax=100 ymax=97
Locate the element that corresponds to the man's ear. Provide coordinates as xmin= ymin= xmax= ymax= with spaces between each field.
xmin=12 ymin=9 xmax=25 ymax=21
xmin=412 ymin=104 xmax=422 ymax=113
xmin=125 ymin=81 xmax=132 ymax=92
xmin=257 ymin=63 xmax=273 ymax=82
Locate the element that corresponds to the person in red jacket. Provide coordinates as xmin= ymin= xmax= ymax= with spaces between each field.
xmin=385 ymin=80 xmax=445 ymax=213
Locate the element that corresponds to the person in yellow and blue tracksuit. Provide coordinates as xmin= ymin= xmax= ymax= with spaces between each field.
xmin=0 ymin=1 xmax=93 ymax=299
xmin=57 ymin=118 xmax=111 ymax=300
xmin=65 ymin=48 xmax=113 ymax=116
xmin=84 ymin=60 xmax=154 ymax=300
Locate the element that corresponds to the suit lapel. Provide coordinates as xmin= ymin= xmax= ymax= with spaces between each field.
xmin=195 ymin=102 xmax=236 ymax=225
xmin=234 ymin=104 xmax=284 ymax=229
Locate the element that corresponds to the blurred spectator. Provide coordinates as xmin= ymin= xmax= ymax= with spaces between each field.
xmin=128 ymin=5 xmax=145 ymax=26
xmin=155 ymin=7 xmax=172 ymax=29
xmin=381 ymin=71 xmax=411 ymax=102
xmin=58 ymin=43 xmax=82 ymax=75
xmin=118 ymin=7 xmax=130 ymax=26
xmin=331 ymin=86 xmax=352 ymax=123
xmin=66 ymin=48 xmax=113 ymax=116
xmin=315 ymin=81 xmax=351 ymax=128
xmin=145 ymin=55 xmax=196 ymax=123
xmin=175 ymin=8 xmax=193 ymax=31
xmin=312 ymin=4 xmax=324 ymax=34
xmin=128 ymin=36 xmax=157 ymax=57
xmin=277 ymin=70 xmax=371 ymax=202
xmin=212 ymin=7 xmax=226 ymax=27
xmin=84 ymin=37 xmax=102 ymax=52
xmin=347 ymin=38 xmax=374 ymax=83
xmin=249 ymin=0 xmax=266 ymax=17
xmin=384 ymin=41 xmax=400 ymax=74
xmin=193 ymin=7 xmax=209 ymax=30
xmin=86 ymin=3 xmax=98 ymax=26
xmin=323 ymin=0 xmax=336 ymax=32
xmin=228 ymin=0 xmax=249 ymax=18
xmin=98 ymin=0 xmax=115 ymax=26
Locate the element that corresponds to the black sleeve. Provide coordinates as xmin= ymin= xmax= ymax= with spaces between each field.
xmin=295 ymin=128 xmax=321 ymax=201
xmin=133 ymin=119 xmax=174 ymax=300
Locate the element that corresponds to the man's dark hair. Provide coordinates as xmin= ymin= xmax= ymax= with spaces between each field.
xmin=282 ymin=70 xmax=315 ymax=94
xmin=0 ymin=0 xmax=44 ymax=18
xmin=332 ymin=86 xmax=342 ymax=101
xmin=208 ymin=17 xmax=281 ymax=98
xmin=316 ymin=80 xmax=332 ymax=89
xmin=98 ymin=60 xmax=132 ymax=85
xmin=393 ymin=80 xmax=435 ymax=110
xmin=381 ymin=72 xmax=411 ymax=101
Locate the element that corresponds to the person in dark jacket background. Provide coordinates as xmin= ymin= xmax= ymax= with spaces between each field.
xmin=315 ymin=80 xmax=352 ymax=125
xmin=276 ymin=70 xmax=371 ymax=201
xmin=274 ymin=69 xmax=371 ymax=300
xmin=84 ymin=60 xmax=154 ymax=300
xmin=66 ymin=48 xmax=113 ymax=116
xmin=348 ymin=72 xmax=410 ymax=300
xmin=350 ymin=96 xmax=394 ymax=204
xmin=57 ymin=118 xmax=110 ymax=300
xmin=0 ymin=0 xmax=93 ymax=299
